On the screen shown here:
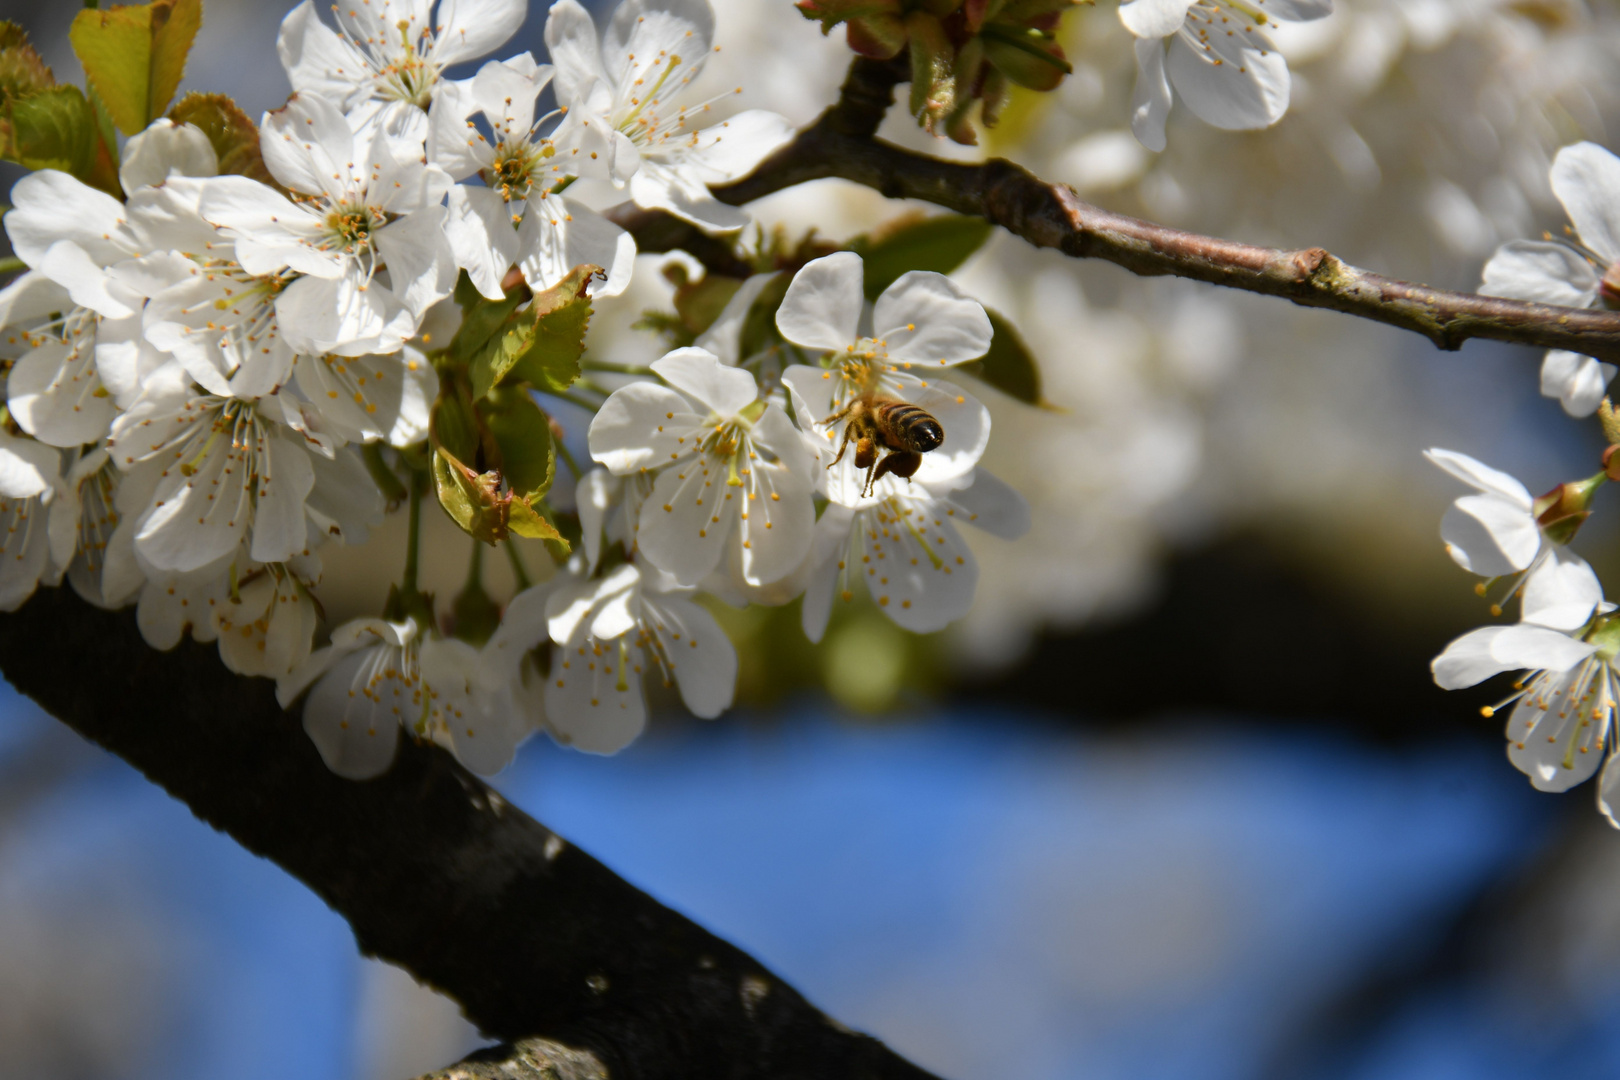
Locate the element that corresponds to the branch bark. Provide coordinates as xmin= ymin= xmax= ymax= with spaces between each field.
xmin=618 ymin=56 xmax=1620 ymax=363
xmin=0 ymin=585 xmax=939 ymax=1080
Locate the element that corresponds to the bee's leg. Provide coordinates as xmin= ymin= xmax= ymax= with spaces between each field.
xmin=854 ymin=436 xmax=877 ymax=470
xmin=825 ymin=422 xmax=857 ymax=469
xmin=872 ymin=451 xmax=921 ymax=487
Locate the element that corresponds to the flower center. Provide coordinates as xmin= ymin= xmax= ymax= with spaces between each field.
xmin=325 ymin=202 xmax=384 ymax=255
xmin=487 ymin=141 xmax=552 ymax=205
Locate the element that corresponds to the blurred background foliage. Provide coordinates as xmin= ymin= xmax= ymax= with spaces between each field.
xmin=6 ymin=0 xmax=1620 ymax=1078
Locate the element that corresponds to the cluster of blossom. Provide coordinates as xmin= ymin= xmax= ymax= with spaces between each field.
xmin=0 ymin=0 xmax=1041 ymax=780
xmin=1425 ymin=138 xmax=1620 ymax=828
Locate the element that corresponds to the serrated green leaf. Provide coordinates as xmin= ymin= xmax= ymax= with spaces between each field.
xmin=508 ymin=498 xmax=564 ymax=542
xmin=852 ymin=214 xmax=994 ymax=300
xmin=0 ymin=23 xmax=55 ymax=106
xmin=70 ymin=0 xmax=203 ymax=137
xmin=470 ymin=265 xmax=595 ymax=398
xmin=976 ymin=308 xmax=1043 ymax=405
xmin=169 ymin=91 xmax=273 ymax=183
xmin=482 ymin=388 xmax=556 ymax=504
xmin=6 ymin=85 xmax=96 ymax=175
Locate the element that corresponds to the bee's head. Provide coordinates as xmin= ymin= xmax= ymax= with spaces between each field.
xmin=912 ymin=417 xmax=944 ymax=453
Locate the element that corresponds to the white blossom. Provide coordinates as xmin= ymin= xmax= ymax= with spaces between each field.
xmin=774 ymin=252 xmax=992 ymax=504
xmin=800 ymin=468 xmax=1029 ymax=641
xmin=544 ymin=0 xmax=794 ymax=231
xmin=543 ymin=561 xmax=736 ymax=753
xmin=107 ymin=364 xmax=323 ymax=573
xmin=1480 ymin=141 xmax=1620 ymax=416
xmin=1431 ymin=572 xmax=1620 ymax=824
xmin=1120 ymin=0 xmax=1334 ymax=152
xmin=277 ymin=0 xmax=527 ymax=143
xmin=1425 ymin=448 xmax=1600 ymax=631
xmin=427 ymin=53 xmax=635 ymax=300
xmin=0 ymin=431 xmax=61 ymax=611
xmin=199 ymin=92 xmax=455 ymax=358
xmin=588 ymin=346 xmax=814 ymax=586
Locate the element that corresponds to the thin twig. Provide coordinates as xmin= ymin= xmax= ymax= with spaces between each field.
xmin=614 ymin=56 xmax=1620 ymax=364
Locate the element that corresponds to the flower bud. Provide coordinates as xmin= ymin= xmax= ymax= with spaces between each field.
xmin=1533 ymin=472 xmax=1606 ymax=544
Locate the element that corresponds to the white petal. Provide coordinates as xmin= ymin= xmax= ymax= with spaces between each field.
xmin=1541 ymin=350 xmax=1615 ymax=417
xmin=373 ymin=206 xmax=455 ymax=316
xmin=874 ymin=271 xmax=992 ymax=367
xmin=1550 ymin=142 xmax=1620 ymax=265
xmin=544 ymin=563 xmax=640 ymax=646
xmin=432 ymin=0 xmax=528 ymax=66
xmin=1506 ymin=670 xmax=1607 ymax=792
xmin=544 ymin=0 xmax=608 ymax=109
xmin=119 ymin=118 xmax=218 ymax=193
xmin=514 ymin=197 xmax=637 ymax=299
xmin=304 ymin=447 xmax=384 ymax=547
xmin=544 ymin=636 xmax=646 ymax=753
xmin=629 ymin=160 xmax=751 ymax=232
xmin=800 ymin=503 xmax=854 ymax=644
xmin=1166 ymin=22 xmax=1290 ymax=131
xmin=9 ymin=338 xmax=117 ymax=448
xmin=1423 ymin=448 xmax=1533 ymax=507
xmin=37 ymin=240 xmax=136 ymax=319
xmin=651 ymin=347 xmax=758 ymax=416
xmin=737 ymin=449 xmax=814 ymax=588
xmin=1521 ymin=550 xmax=1603 ymax=631
xmin=261 ymin=92 xmax=357 ymax=199
xmin=1480 ymin=241 xmax=1598 ymax=307
xmin=643 ymin=590 xmax=736 ymax=719
xmin=637 ymin=454 xmax=733 ymax=585
xmin=1597 ymin=754 xmax=1620 ymax=829
xmin=277 ymin=0 xmax=370 ymax=106
xmin=1431 ymin=625 xmax=1515 ymax=689
xmin=1129 ymin=38 xmax=1172 ymax=153
xmin=1492 ymin=622 xmax=1598 ymax=672
xmin=5 ymin=170 xmax=128 ymax=268
xmin=938 ymin=468 xmax=1029 ymax=540
xmin=576 ymin=468 xmax=616 ymax=571
xmin=199 ymin=176 xmax=335 ymax=278
xmin=695 ymin=272 xmax=778 ymax=365
xmin=0 ymin=433 xmax=58 ymax=499
xmin=1119 ymin=0 xmax=1197 ymax=39
xmin=675 ymin=110 xmax=794 ymax=182
xmin=1439 ymin=494 xmax=1541 ymax=577
xmin=588 ymin=381 xmax=705 ymax=473
xmin=859 ymin=497 xmax=979 ymax=632
xmin=301 ymin=645 xmax=404 ymax=779
xmin=249 ymin=429 xmax=318 ymax=565
xmin=776 ymin=252 xmax=864 ymax=353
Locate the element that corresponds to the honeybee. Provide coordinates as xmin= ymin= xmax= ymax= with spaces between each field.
xmin=822 ymin=394 xmax=945 ymax=497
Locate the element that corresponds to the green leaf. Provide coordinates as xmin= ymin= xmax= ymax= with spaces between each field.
xmin=169 ymin=91 xmax=273 ymax=183
xmin=5 ymin=85 xmax=97 ymax=175
xmin=70 ymin=0 xmax=203 ymax=137
xmin=507 ymin=498 xmax=564 ymax=542
xmin=0 ymin=23 xmax=56 ymax=105
xmin=979 ymin=23 xmax=1070 ymax=92
xmin=974 ymin=308 xmax=1044 ymax=405
xmin=470 ymin=265 xmax=594 ymax=399
xmin=851 ymin=214 xmax=994 ymax=300
xmin=482 ymin=387 xmax=556 ymax=504
xmin=432 ymin=445 xmax=508 ymax=545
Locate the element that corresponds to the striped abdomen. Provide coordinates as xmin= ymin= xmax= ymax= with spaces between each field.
xmin=875 ymin=401 xmax=944 ymax=454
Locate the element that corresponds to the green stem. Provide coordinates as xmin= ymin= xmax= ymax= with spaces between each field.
xmin=582 ymin=360 xmax=658 ymax=377
xmin=505 ymin=540 xmax=533 ymax=591
xmin=0 ymin=257 xmax=25 ymax=277
xmin=464 ymin=534 xmax=484 ymax=587
xmin=363 ymin=443 xmax=409 ymax=506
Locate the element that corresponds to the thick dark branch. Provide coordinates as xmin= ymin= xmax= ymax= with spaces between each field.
xmin=622 ymin=56 xmax=1620 ymax=363
xmin=0 ymin=586 xmax=939 ymax=1080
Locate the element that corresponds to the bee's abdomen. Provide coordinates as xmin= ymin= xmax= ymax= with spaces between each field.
xmin=878 ymin=402 xmax=945 ymax=453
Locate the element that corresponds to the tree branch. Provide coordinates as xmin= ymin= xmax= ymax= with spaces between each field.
xmin=0 ymin=585 xmax=939 ymax=1080
xmin=620 ymin=56 xmax=1620 ymax=363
